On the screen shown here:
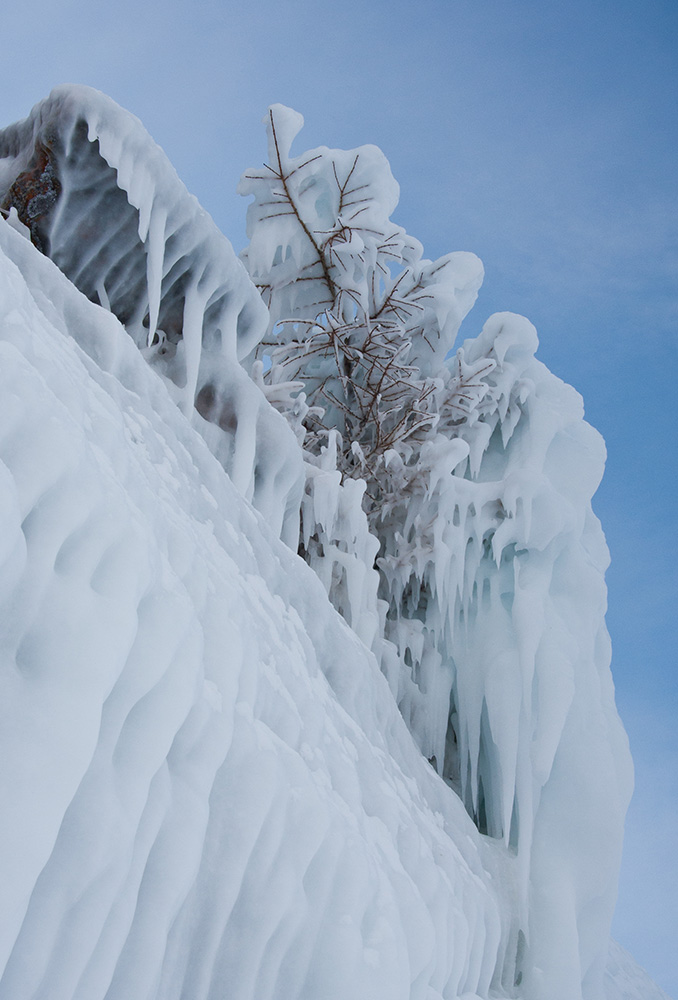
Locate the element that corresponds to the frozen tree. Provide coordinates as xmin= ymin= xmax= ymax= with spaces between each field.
xmin=239 ymin=105 xmax=487 ymax=762
xmin=240 ymin=104 xmax=513 ymax=810
xmin=239 ymin=107 xmax=486 ymax=483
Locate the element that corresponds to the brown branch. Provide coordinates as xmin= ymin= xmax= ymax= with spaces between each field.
xmin=268 ymin=108 xmax=337 ymax=301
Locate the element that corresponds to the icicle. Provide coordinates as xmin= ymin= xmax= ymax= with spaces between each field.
xmin=144 ymin=202 xmax=167 ymax=347
xmin=96 ymin=278 xmax=110 ymax=311
xmin=180 ymin=280 xmax=205 ymax=417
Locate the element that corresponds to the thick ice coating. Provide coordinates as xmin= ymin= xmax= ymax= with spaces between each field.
xmin=0 ymin=218 xmax=508 ymax=1000
xmin=0 ymin=90 xmax=646 ymax=1000
xmin=0 ymin=85 xmax=303 ymax=545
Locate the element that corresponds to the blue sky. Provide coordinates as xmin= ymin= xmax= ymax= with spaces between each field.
xmin=1 ymin=0 xmax=676 ymax=993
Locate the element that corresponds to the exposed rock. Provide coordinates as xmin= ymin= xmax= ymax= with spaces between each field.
xmin=0 ymin=134 xmax=61 ymax=254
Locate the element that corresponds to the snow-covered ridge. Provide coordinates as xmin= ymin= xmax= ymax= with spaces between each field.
xmin=0 ymin=85 xmax=303 ymax=545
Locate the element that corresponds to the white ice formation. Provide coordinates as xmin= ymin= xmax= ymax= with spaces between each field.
xmin=0 ymin=87 xmax=654 ymax=1000
xmin=0 ymin=85 xmax=303 ymax=547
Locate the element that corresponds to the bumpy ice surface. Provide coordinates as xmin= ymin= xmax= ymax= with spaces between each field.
xmin=0 ymin=87 xmax=659 ymax=1000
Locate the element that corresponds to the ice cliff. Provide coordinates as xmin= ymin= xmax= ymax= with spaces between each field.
xmin=0 ymin=86 xmax=652 ymax=1000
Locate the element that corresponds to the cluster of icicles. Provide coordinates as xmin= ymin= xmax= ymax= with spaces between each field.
xmin=0 ymin=85 xmax=303 ymax=547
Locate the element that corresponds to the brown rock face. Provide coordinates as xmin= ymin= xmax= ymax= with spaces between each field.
xmin=0 ymin=136 xmax=61 ymax=254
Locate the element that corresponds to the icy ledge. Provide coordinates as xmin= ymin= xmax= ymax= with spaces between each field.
xmin=0 ymin=85 xmax=303 ymax=546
